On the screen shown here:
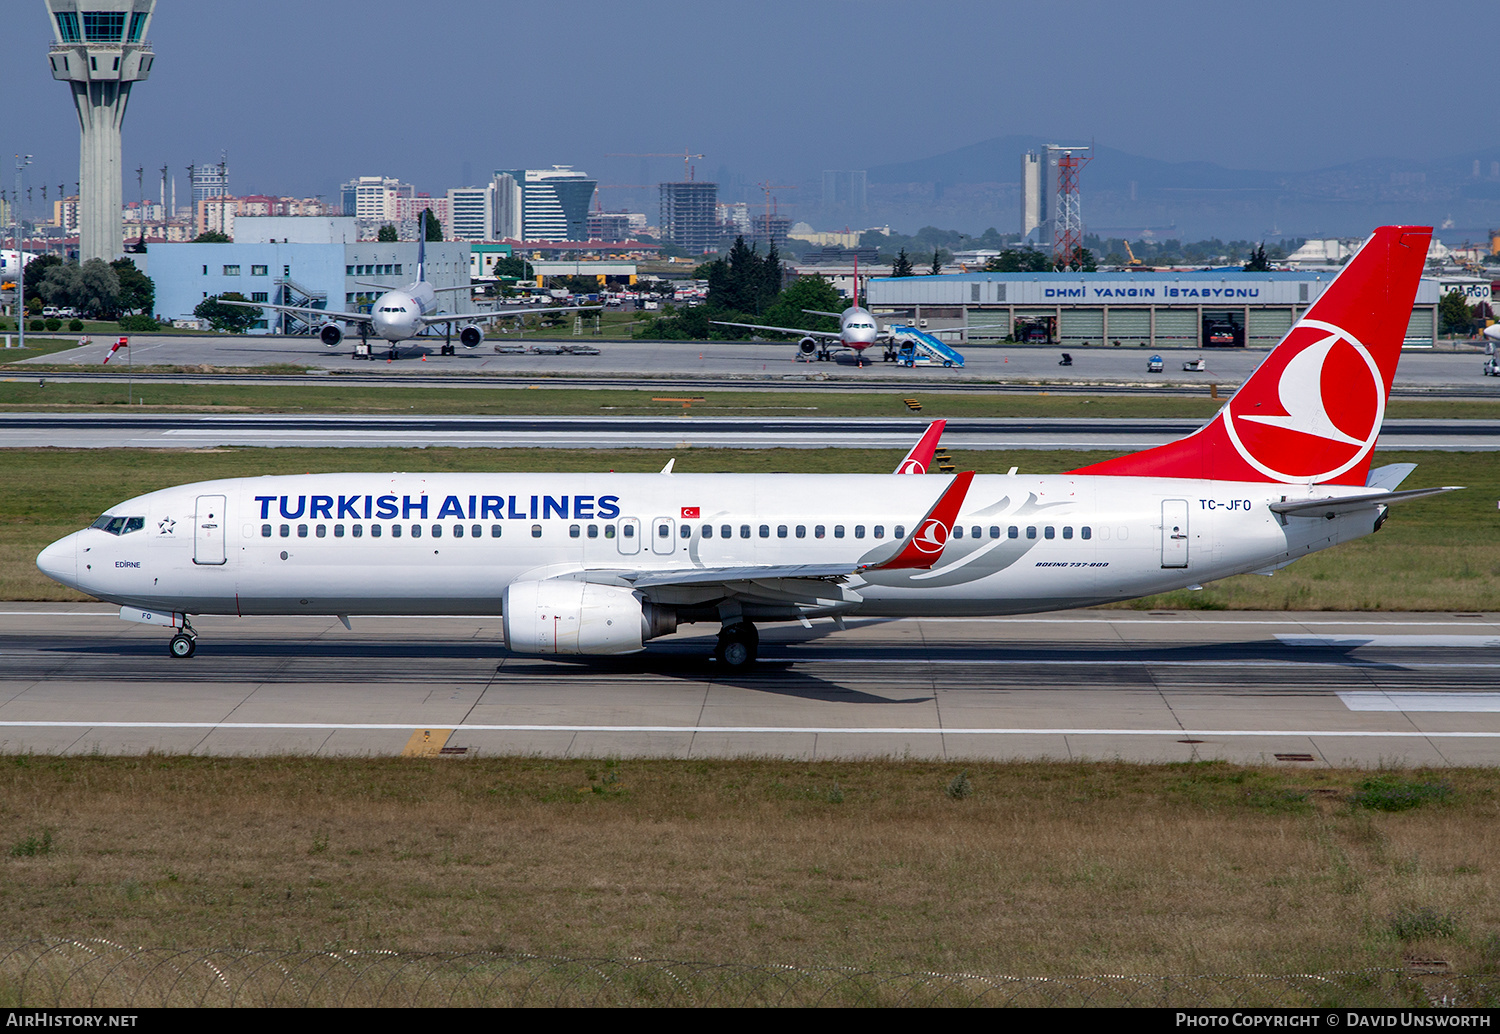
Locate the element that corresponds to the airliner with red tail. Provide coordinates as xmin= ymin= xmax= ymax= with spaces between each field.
xmin=36 ymin=227 xmax=1457 ymax=667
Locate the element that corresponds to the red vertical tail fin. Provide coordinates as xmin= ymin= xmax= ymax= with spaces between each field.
xmin=1069 ymin=225 xmax=1431 ymax=486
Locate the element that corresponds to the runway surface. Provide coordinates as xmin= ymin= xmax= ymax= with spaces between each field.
xmin=2 ymin=412 xmax=1496 ymax=450
xmin=11 ymin=333 xmax=1499 ymax=391
xmin=4 ymin=605 xmax=1499 ymax=766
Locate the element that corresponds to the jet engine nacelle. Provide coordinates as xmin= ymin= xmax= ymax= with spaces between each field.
xmin=318 ymin=324 xmax=343 ymax=347
xmin=502 ymin=579 xmax=676 ymax=656
xmin=459 ymin=325 xmax=483 ymax=349
xmin=798 ymin=337 xmax=819 ymax=355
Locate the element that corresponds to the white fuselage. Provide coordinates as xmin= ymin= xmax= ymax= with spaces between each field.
xmin=37 ymin=472 xmax=1381 ymax=624
xmin=367 ymin=281 xmax=438 ymax=343
xmin=838 ymin=307 xmax=881 ymax=351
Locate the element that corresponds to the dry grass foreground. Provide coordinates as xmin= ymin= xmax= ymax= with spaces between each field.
xmin=2 ymin=755 xmax=1499 ymax=978
xmin=3 ymin=446 xmax=1496 ymax=609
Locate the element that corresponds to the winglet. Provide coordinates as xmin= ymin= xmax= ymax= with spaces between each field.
xmin=894 ymin=419 xmax=947 ymax=474
xmin=863 ymin=471 xmax=974 ymax=571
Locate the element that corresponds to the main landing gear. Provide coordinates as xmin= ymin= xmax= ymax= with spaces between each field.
xmin=168 ymin=619 xmax=198 ymax=659
xmin=714 ymin=621 xmax=758 ymax=669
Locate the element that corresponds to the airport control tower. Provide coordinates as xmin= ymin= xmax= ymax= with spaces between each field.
xmin=45 ymin=1 xmax=157 ymax=262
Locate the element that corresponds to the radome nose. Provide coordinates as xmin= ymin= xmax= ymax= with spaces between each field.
xmin=36 ymin=532 xmax=79 ymax=588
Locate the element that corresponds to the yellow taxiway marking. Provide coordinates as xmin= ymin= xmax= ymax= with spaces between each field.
xmin=401 ymin=728 xmax=453 ymax=757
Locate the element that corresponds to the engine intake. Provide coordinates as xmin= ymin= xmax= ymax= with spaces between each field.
xmin=319 ymin=324 xmax=343 ymax=347
xmin=502 ymin=580 xmax=676 ymax=656
xmin=459 ymin=325 xmax=483 ymax=348
xmin=799 ymin=337 xmax=819 ymax=354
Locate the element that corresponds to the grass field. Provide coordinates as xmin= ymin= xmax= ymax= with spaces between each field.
xmin=1 ymin=755 xmax=1496 ymax=977
xmin=1 ymin=445 xmax=1494 ymax=609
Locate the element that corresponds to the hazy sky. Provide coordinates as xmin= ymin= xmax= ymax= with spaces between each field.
xmin=3 ymin=0 xmax=1483 ymax=213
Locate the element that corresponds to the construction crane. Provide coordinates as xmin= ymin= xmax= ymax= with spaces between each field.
xmin=755 ymin=181 xmax=797 ymax=248
xmin=1123 ymin=239 xmax=1143 ymax=267
xmin=605 ymin=150 xmax=705 ymax=181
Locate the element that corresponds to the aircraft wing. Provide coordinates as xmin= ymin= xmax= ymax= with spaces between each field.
xmin=417 ymin=304 xmax=602 ymax=328
xmin=588 ymin=472 xmax=977 ymax=598
xmin=711 ymin=320 xmax=843 ymax=339
xmin=219 ymin=299 xmax=371 ymax=324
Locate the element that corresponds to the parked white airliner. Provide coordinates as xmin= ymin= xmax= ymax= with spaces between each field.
xmin=37 ymin=227 xmax=1457 ymax=667
xmin=226 ymin=237 xmax=594 ymax=359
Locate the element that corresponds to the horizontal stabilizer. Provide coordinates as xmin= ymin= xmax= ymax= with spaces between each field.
xmin=1269 ymin=486 xmax=1462 ymax=518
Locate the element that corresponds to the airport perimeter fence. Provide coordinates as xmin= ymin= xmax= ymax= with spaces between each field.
xmin=2 ymin=941 xmax=1498 ymax=1007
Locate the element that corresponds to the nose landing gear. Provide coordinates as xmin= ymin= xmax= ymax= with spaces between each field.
xmin=168 ymin=618 xmax=198 ymax=658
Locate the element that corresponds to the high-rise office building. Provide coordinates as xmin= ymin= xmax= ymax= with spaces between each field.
xmin=1021 ymin=151 xmax=1042 ymax=239
xmin=659 ymin=180 xmax=718 ymax=253
xmin=821 ymin=170 xmax=867 ymax=214
xmin=446 ymin=186 xmax=492 ymax=241
xmin=493 ymin=167 xmax=595 ymax=241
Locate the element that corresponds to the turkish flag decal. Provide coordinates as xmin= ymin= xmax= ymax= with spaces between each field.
xmin=681 ymin=506 xmax=700 ymax=519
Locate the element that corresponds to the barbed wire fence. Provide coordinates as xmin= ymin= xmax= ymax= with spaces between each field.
xmin=1 ymin=941 xmax=1496 ymax=1008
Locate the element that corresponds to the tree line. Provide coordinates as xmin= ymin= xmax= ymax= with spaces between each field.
xmin=21 ymin=255 xmax=155 ymax=328
xmin=635 ymin=236 xmax=844 ymax=341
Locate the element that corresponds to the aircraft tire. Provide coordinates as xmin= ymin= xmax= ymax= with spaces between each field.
xmin=169 ymin=633 xmax=196 ymax=659
xmin=715 ymin=623 xmax=758 ymax=668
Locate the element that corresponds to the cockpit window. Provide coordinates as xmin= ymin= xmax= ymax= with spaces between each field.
xmin=91 ymin=515 xmax=145 ymax=535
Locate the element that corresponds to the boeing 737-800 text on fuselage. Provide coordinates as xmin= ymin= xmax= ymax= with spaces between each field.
xmin=38 ymin=227 xmax=1457 ymax=666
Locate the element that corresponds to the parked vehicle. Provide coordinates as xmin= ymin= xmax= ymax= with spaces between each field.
xmin=1147 ymin=354 xmax=1164 ymax=373
xmin=1483 ymin=355 xmax=1500 ymax=376
xmin=1182 ymin=357 xmax=1206 ymax=371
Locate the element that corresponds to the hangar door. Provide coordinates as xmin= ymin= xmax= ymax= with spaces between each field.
xmin=1058 ymin=308 xmax=1104 ymax=342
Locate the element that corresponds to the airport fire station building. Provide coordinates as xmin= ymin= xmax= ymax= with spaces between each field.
xmin=866 ymin=270 xmax=1459 ymax=347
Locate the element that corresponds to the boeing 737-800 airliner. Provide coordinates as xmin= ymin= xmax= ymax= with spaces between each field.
xmin=38 ymin=227 xmax=1456 ymax=667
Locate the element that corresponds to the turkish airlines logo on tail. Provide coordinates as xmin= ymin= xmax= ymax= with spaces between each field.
xmin=1223 ymin=319 xmax=1385 ymax=483
xmin=897 ymin=459 xmax=927 ymax=474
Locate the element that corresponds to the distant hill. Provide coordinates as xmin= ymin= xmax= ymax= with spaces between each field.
xmin=866 ymin=136 xmax=1280 ymax=191
xmin=854 ymin=136 xmax=1500 ymax=240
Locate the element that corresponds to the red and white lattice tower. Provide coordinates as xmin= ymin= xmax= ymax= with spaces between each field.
xmin=1050 ymin=145 xmax=1091 ymax=269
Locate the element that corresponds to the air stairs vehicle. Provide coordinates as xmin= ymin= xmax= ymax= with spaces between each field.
xmin=886 ymin=325 xmax=965 ymax=367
